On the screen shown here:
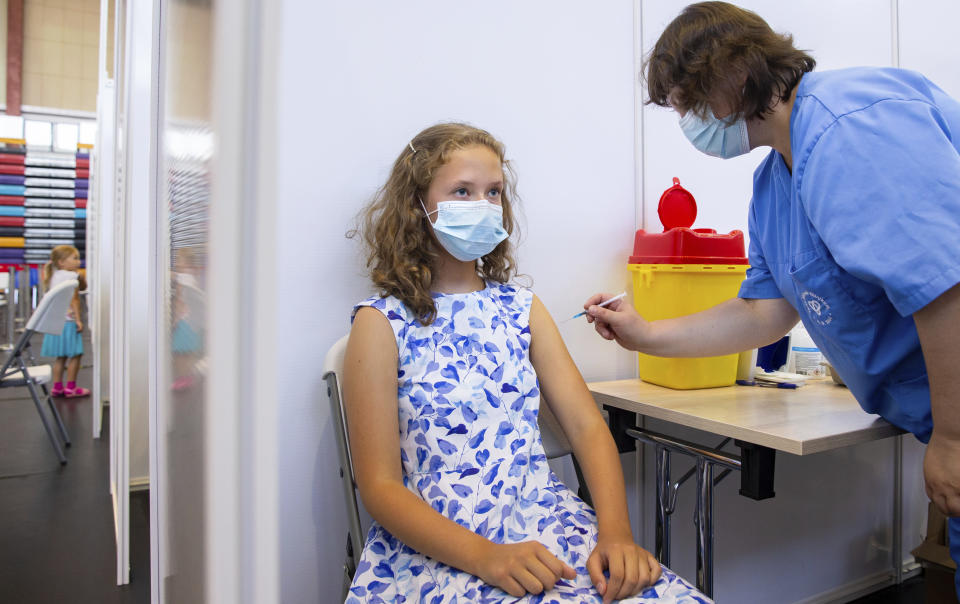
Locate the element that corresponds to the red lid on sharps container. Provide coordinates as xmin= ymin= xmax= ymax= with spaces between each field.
xmin=629 ymin=177 xmax=748 ymax=264
xmin=658 ymin=177 xmax=697 ymax=230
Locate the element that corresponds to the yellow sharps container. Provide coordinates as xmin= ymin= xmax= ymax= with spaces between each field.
xmin=629 ymin=178 xmax=749 ymax=389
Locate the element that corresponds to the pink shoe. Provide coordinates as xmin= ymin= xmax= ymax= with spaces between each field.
xmin=51 ymin=386 xmax=65 ymax=397
xmin=171 ymin=376 xmax=196 ymax=391
xmin=64 ymin=386 xmax=90 ymax=398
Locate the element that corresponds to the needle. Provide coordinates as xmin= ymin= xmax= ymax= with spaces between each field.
xmin=563 ymin=292 xmax=627 ymax=322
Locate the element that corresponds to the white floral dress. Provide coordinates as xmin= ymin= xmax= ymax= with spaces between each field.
xmin=346 ymin=282 xmax=710 ymax=604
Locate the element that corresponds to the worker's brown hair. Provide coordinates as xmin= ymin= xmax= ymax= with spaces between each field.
xmin=645 ymin=2 xmax=816 ymax=121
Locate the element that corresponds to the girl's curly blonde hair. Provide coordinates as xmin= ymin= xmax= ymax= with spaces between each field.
xmin=351 ymin=123 xmax=520 ymax=325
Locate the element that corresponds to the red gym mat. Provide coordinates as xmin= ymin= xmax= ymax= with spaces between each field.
xmin=0 ymin=153 xmax=26 ymax=166
xmin=0 ymin=153 xmax=26 ymax=165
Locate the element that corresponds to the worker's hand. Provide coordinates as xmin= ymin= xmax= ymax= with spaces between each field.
xmin=75 ymin=320 xmax=84 ymax=333
xmin=583 ymin=293 xmax=649 ymax=351
xmin=923 ymin=431 xmax=960 ymax=517
xmin=587 ymin=533 xmax=661 ymax=603
xmin=474 ymin=541 xmax=576 ymax=597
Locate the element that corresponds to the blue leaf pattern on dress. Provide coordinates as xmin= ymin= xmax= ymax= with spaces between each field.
xmin=346 ymin=282 xmax=710 ymax=603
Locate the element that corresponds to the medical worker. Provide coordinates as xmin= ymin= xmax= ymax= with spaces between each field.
xmin=584 ymin=2 xmax=960 ymax=596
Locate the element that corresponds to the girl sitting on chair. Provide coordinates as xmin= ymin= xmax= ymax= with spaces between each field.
xmin=343 ymin=123 xmax=708 ymax=603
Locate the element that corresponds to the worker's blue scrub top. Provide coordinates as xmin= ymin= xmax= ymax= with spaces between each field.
xmin=738 ymin=67 xmax=960 ymax=591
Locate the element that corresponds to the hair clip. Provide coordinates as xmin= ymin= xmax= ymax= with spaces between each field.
xmin=408 ymin=141 xmax=417 ymax=154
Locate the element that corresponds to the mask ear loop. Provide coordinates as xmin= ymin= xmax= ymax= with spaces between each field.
xmin=419 ymin=197 xmax=439 ymax=220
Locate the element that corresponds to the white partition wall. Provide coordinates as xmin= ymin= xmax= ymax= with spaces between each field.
xmin=278 ymin=2 xmax=640 ymax=600
xmin=108 ymin=0 xmax=129 ymax=585
xmin=155 ymin=0 xmax=217 ymax=602
xmin=105 ymin=0 xmax=159 ymax=586
xmin=898 ymin=0 xmax=960 ymax=98
xmin=202 ymin=0 xmax=283 ymax=602
xmin=92 ymin=78 xmax=114 ymax=439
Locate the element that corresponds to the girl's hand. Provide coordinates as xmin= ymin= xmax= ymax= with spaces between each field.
xmin=75 ymin=321 xmax=84 ymax=333
xmin=475 ymin=541 xmax=576 ymax=597
xmin=586 ymin=534 xmax=661 ymax=603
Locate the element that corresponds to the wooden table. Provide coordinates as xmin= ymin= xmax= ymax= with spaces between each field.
xmin=587 ymin=378 xmax=904 ymax=597
xmin=589 ymin=378 xmax=901 ymax=455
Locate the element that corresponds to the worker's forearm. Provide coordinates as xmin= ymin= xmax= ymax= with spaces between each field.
xmin=359 ymin=480 xmax=491 ymax=575
xmin=914 ymin=283 xmax=960 ymax=438
xmin=927 ymin=356 xmax=960 ymax=439
xmin=643 ymin=297 xmax=797 ymax=358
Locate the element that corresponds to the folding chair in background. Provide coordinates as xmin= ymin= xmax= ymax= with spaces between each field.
xmin=323 ymin=333 xmax=596 ymax=600
xmin=0 ymin=279 xmax=79 ymax=465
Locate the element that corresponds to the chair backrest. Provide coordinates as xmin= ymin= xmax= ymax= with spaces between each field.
xmin=322 ymin=334 xmax=364 ymax=576
xmin=0 ymin=278 xmax=78 ymax=377
xmin=322 ymin=332 xmax=579 ymax=571
xmin=26 ymin=278 xmax=78 ymax=335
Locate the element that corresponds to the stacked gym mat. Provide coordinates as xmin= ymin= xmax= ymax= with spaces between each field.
xmin=0 ymin=142 xmax=88 ymax=266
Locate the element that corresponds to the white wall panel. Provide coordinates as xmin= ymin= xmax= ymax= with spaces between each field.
xmin=276 ymin=2 xmax=639 ymax=600
xmin=640 ymin=1 xmax=893 ymax=239
xmin=898 ymin=0 xmax=960 ymax=98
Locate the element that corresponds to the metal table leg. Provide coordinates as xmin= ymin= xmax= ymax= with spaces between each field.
xmin=655 ymin=445 xmax=672 ymax=566
xmin=893 ymin=434 xmax=903 ymax=584
xmin=695 ymin=458 xmax=715 ymax=597
xmin=627 ymin=427 xmax=743 ymax=599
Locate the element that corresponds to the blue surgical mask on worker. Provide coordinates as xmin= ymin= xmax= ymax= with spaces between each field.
xmin=420 ymin=198 xmax=508 ymax=261
xmin=679 ymin=109 xmax=751 ymax=159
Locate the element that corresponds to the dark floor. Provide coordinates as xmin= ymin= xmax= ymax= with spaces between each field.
xmin=850 ymin=573 xmax=941 ymax=604
xmin=0 ymin=335 xmax=149 ymax=603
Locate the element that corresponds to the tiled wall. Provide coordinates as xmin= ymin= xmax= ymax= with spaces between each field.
xmin=21 ymin=0 xmax=101 ymax=112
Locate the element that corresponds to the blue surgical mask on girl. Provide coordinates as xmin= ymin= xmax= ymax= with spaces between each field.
xmin=679 ymin=109 xmax=751 ymax=159
xmin=420 ymin=198 xmax=509 ymax=261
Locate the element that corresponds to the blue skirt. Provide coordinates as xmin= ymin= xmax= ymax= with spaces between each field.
xmin=171 ymin=319 xmax=202 ymax=354
xmin=41 ymin=321 xmax=84 ymax=358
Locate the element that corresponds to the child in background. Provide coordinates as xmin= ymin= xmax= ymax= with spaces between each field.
xmin=41 ymin=245 xmax=89 ymax=398
xmin=343 ymin=123 xmax=707 ymax=603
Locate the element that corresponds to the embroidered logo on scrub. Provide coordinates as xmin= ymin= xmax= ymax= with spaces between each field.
xmin=801 ymin=291 xmax=833 ymax=326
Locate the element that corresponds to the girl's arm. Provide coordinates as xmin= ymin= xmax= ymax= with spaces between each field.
xmin=344 ymin=308 xmax=573 ymax=597
xmin=528 ymin=294 xmax=660 ymax=603
xmin=70 ymin=290 xmax=83 ymax=331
